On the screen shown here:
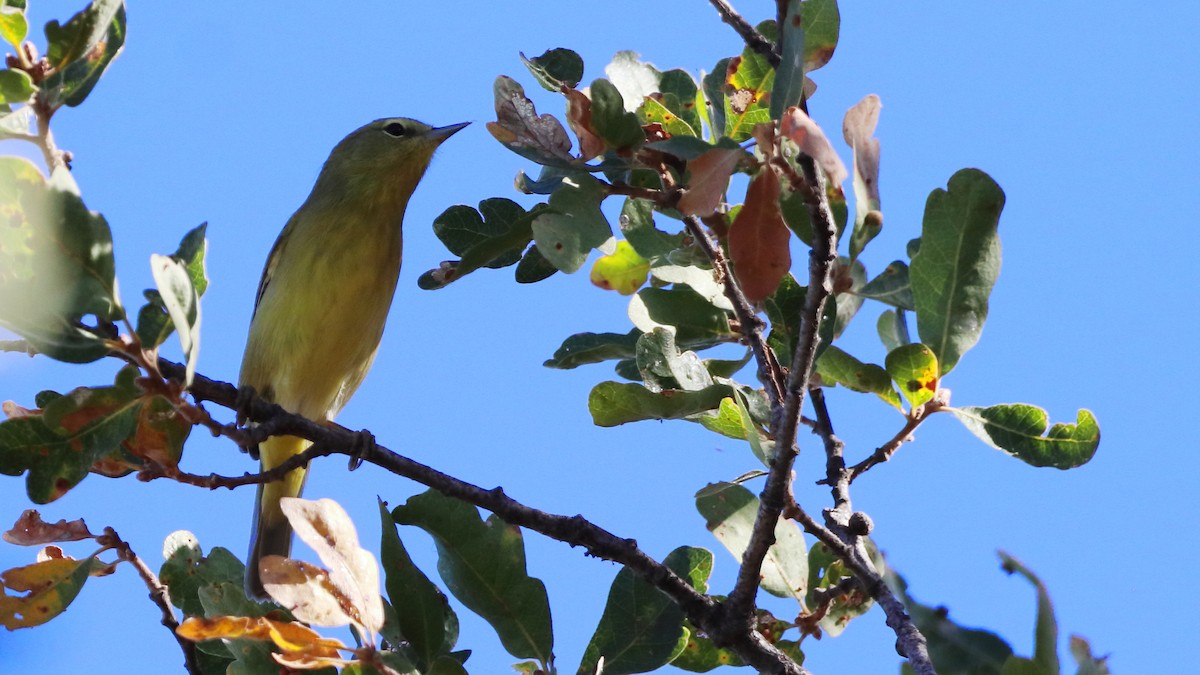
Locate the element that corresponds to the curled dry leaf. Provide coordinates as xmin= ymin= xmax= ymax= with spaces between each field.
xmin=177 ymin=615 xmax=346 ymax=661
xmin=487 ymin=75 xmax=574 ymax=162
xmin=843 ymin=94 xmax=882 ymax=215
xmin=2 ymin=401 xmax=39 ymax=419
xmin=677 ymin=146 xmax=746 ymax=217
xmin=278 ymin=497 xmax=384 ymax=636
xmin=729 ymin=168 xmax=792 ymax=303
xmin=4 ymin=510 xmax=94 ymax=546
xmin=781 ymin=107 xmax=848 ymax=185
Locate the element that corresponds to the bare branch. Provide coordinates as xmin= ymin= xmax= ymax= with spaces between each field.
xmin=708 ymin=0 xmax=780 ymax=68
xmin=100 ymin=527 xmax=200 ymax=674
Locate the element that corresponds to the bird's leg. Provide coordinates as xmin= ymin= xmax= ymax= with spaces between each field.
xmin=348 ymin=429 xmax=376 ymax=471
xmin=235 ymin=385 xmax=260 ymax=460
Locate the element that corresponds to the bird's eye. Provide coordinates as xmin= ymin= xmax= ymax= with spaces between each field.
xmin=383 ymin=122 xmax=408 ymax=137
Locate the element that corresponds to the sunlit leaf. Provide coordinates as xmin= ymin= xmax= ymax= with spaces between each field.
xmin=781 ymin=107 xmax=847 ymax=185
xmin=3 ymin=510 xmax=94 ymax=546
xmin=521 ymin=48 xmax=584 ymax=91
xmin=41 ymin=0 xmax=126 ymax=108
xmin=815 ymin=346 xmax=902 ymax=410
xmin=843 ymin=94 xmax=882 ymax=260
xmin=487 ymin=75 xmax=575 ymax=166
xmin=676 ymin=142 xmax=747 ymax=217
xmin=696 ymin=482 xmax=808 ymax=600
xmin=884 ymin=343 xmax=939 ymax=409
xmin=951 ymin=406 xmax=1099 ymax=469
xmin=0 ymin=2 xmax=28 ymax=49
xmin=532 ymin=174 xmax=610 ymax=274
xmin=0 ymin=554 xmax=97 ymax=628
xmin=150 ymin=254 xmax=200 ymax=386
xmin=591 ymin=240 xmax=650 ymax=295
xmin=910 ymin=169 xmax=1005 ymax=375
xmin=588 ymin=381 xmax=731 ymax=427
xmin=0 ymin=69 xmax=34 ymax=105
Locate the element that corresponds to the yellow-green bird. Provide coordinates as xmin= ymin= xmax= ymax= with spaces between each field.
xmin=239 ymin=117 xmax=467 ymax=598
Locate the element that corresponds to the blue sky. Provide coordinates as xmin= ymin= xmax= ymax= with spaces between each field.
xmin=2 ymin=1 xmax=1198 ymax=672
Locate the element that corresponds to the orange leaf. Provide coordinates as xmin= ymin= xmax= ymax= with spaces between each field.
xmin=729 ymin=169 xmax=791 ymax=303
xmin=176 ymin=615 xmax=346 ymax=656
xmin=678 ymin=146 xmax=745 ymax=217
xmin=564 ymin=88 xmax=606 ymax=161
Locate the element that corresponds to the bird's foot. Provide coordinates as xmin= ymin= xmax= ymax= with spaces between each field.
xmin=348 ymin=429 xmax=376 ymax=471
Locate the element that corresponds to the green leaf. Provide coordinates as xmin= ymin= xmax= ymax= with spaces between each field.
xmin=391 ymin=490 xmax=552 ymax=664
xmin=544 ymin=330 xmax=641 ymax=369
xmin=876 ymin=309 xmax=910 ymax=353
xmin=887 ymin=568 xmax=1014 ymax=675
xmin=588 ymin=381 xmax=731 ymax=427
xmin=514 ymin=244 xmax=558 ymax=283
xmin=910 ymin=168 xmax=1005 ymax=375
xmin=695 ymin=482 xmax=808 ymax=600
xmin=951 ymin=405 xmax=1100 ymax=469
xmin=0 ymin=68 xmax=34 ymax=104
xmin=589 ymin=78 xmax=644 ymax=150
xmin=815 ymin=346 xmax=902 ymax=410
xmin=701 ymin=58 xmax=729 ymax=140
xmin=635 ymin=327 xmax=712 ymax=392
xmin=41 ymin=0 xmax=126 ymax=108
xmin=521 ymin=48 xmax=584 ymax=91
xmin=832 ymin=257 xmax=866 ymax=338
xmin=136 ymin=223 xmax=209 ymax=350
xmin=0 ymin=553 xmax=101 ymax=629
xmin=762 ymin=274 xmax=836 ymax=366
xmin=0 ymin=158 xmax=122 ymax=362
xmin=149 ymin=254 xmax=201 ymax=386
xmin=0 ymin=366 xmax=142 ymax=503
xmin=159 ymin=535 xmax=254 ymax=620
xmin=884 ymin=343 xmax=939 ymax=409
xmin=669 ymin=621 xmax=745 ymax=671
xmin=998 ymin=552 xmax=1059 ymax=675
xmin=532 ymin=174 xmax=610 ymax=274
xmin=378 ymin=500 xmax=449 ymax=671
xmin=641 ymin=95 xmax=696 ymax=138
xmin=805 ymin=541 xmax=875 ymax=637
xmin=577 ymin=546 xmax=711 ymax=675
xmin=657 ymin=69 xmax=703 ymax=135
xmin=618 ymin=197 xmax=683 ymax=260
xmin=801 ymin=0 xmax=840 ymax=72
xmin=0 ymin=2 xmax=28 ymax=49
xmin=629 ymin=284 xmax=732 ymax=345
xmin=420 ymin=200 xmax=539 ymax=289
xmin=859 ymin=260 xmax=914 ymax=310
xmin=770 ymin=0 xmax=805 ymax=120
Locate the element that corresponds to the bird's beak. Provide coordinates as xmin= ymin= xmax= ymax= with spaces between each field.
xmin=426 ymin=121 xmax=471 ymax=143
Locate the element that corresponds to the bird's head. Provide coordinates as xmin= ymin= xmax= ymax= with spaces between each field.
xmin=313 ymin=117 xmax=469 ymax=210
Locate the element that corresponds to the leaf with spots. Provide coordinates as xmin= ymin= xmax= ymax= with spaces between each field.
xmin=591 ymin=240 xmax=650 ymax=295
xmin=884 ymin=343 xmax=939 ymax=409
xmin=951 ymin=405 xmax=1100 ymax=469
xmin=722 ymin=50 xmax=773 ymax=141
xmin=40 ymin=0 xmax=125 ymax=109
xmin=729 ymin=168 xmax=791 ymax=303
xmin=531 ymin=175 xmax=611 ymax=274
xmin=843 ymin=94 xmax=882 ymax=260
xmin=0 ymin=553 xmax=103 ymax=629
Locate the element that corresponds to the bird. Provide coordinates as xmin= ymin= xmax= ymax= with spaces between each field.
xmin=239 ymin=117 xmax=467 ymax=598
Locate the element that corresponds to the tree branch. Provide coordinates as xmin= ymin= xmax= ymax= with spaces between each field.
xmin=100 ymin=527 xmax=200 ymax=675
xmin=708 ymin=0 xmax=780 ymax=68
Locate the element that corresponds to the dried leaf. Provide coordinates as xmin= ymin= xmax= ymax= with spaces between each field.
xmin=564 ymin=88 xmax=606 ymax=161
xmin=3 ymin=510 xmax=93 ymax=545
xmin=781 ymin=107 xmax=848 ymax=185
xmin=678 ymin=146 xmax=746 ymax=217
xmin=487 ymin=76 xmax=573 ymax=163
xmin=729 ymin=169 xmax=791 ymax=303
xmin=259 ymin=556 xmax=357 ymax=628
xmin=279 ymin=498 xmax=384 ymax=636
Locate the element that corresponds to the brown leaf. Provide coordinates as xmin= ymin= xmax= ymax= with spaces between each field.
xmin=4 ymin=510 xmax=94 ymax=546
xmin=177 ymin=615 xmax=346 ymax=661
xmin=487 ymin=75 xmax=573 ymax=161
xmin=2 ymin=401 xmax=39 ymax=419
xmin=781 ymin=107 xmax=848 ymax=185
xmin=729 ymin=168 xmax=792 ymax=303
xmin=677 ymin=146 xmax=746 ymax=217
xmin=259 ymin=556 xmax=356 ymax=629
xmin=0 ymin=556 xmax=91 ymax=629
xmin=564 ymin=88 xmax=606 ymax=161
xmin=279 ymin=498 xmax=384 ymax=635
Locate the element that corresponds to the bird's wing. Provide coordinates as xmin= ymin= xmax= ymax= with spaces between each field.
xmin=251 ymin=214 xmax=299 ymax=319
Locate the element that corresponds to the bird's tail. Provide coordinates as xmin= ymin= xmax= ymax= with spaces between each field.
xmin=246 ymin=434 xmax=310 ymax=599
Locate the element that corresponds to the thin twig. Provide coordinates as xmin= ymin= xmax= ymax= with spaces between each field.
xmin=101 ymin=528 xmax=200 ymax=674
xmin=708 ymin=0 xmax=780 ymax=68
xmin=846 ymin=401 xmax=942 ymax=483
